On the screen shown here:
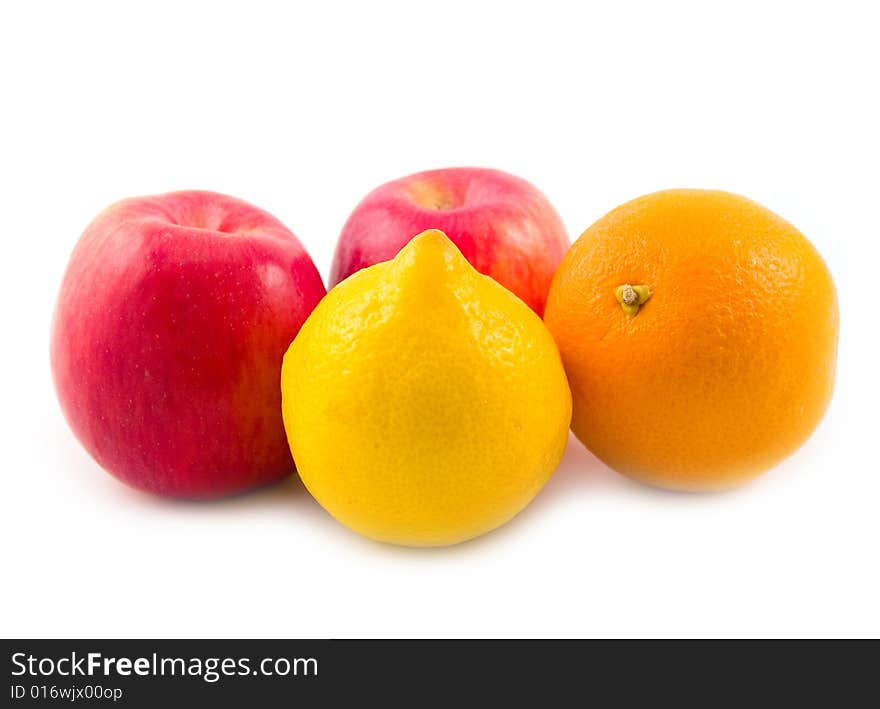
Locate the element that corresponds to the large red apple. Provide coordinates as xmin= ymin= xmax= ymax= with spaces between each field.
xmin=330 ymin=167 xmax=569 ymax=315
xmin=51 ymin=190 xmax=326 ymax=498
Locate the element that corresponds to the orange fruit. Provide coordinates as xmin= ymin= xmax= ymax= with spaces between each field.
xmin=544 ymin=189 xmax=838 ymax=490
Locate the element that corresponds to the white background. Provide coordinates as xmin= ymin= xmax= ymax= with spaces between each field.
xmin=1 ymin=1 xmax=877 ymax=638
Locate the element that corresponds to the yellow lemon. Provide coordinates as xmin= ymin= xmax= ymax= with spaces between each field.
xmin=281 ymin=230 xmax=572 ymax=546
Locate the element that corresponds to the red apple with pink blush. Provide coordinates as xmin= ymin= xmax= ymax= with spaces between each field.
xmin=51 ymin=190 xmax=326 ymax=498
xmin=330 ymin=167 xmax=569 ymax=315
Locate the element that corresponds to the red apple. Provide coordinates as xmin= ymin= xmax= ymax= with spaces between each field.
xmin=330 ymin=167 xmax=569 ymax=315
xmin=51 ymin=190 xmax=326 ymax=498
